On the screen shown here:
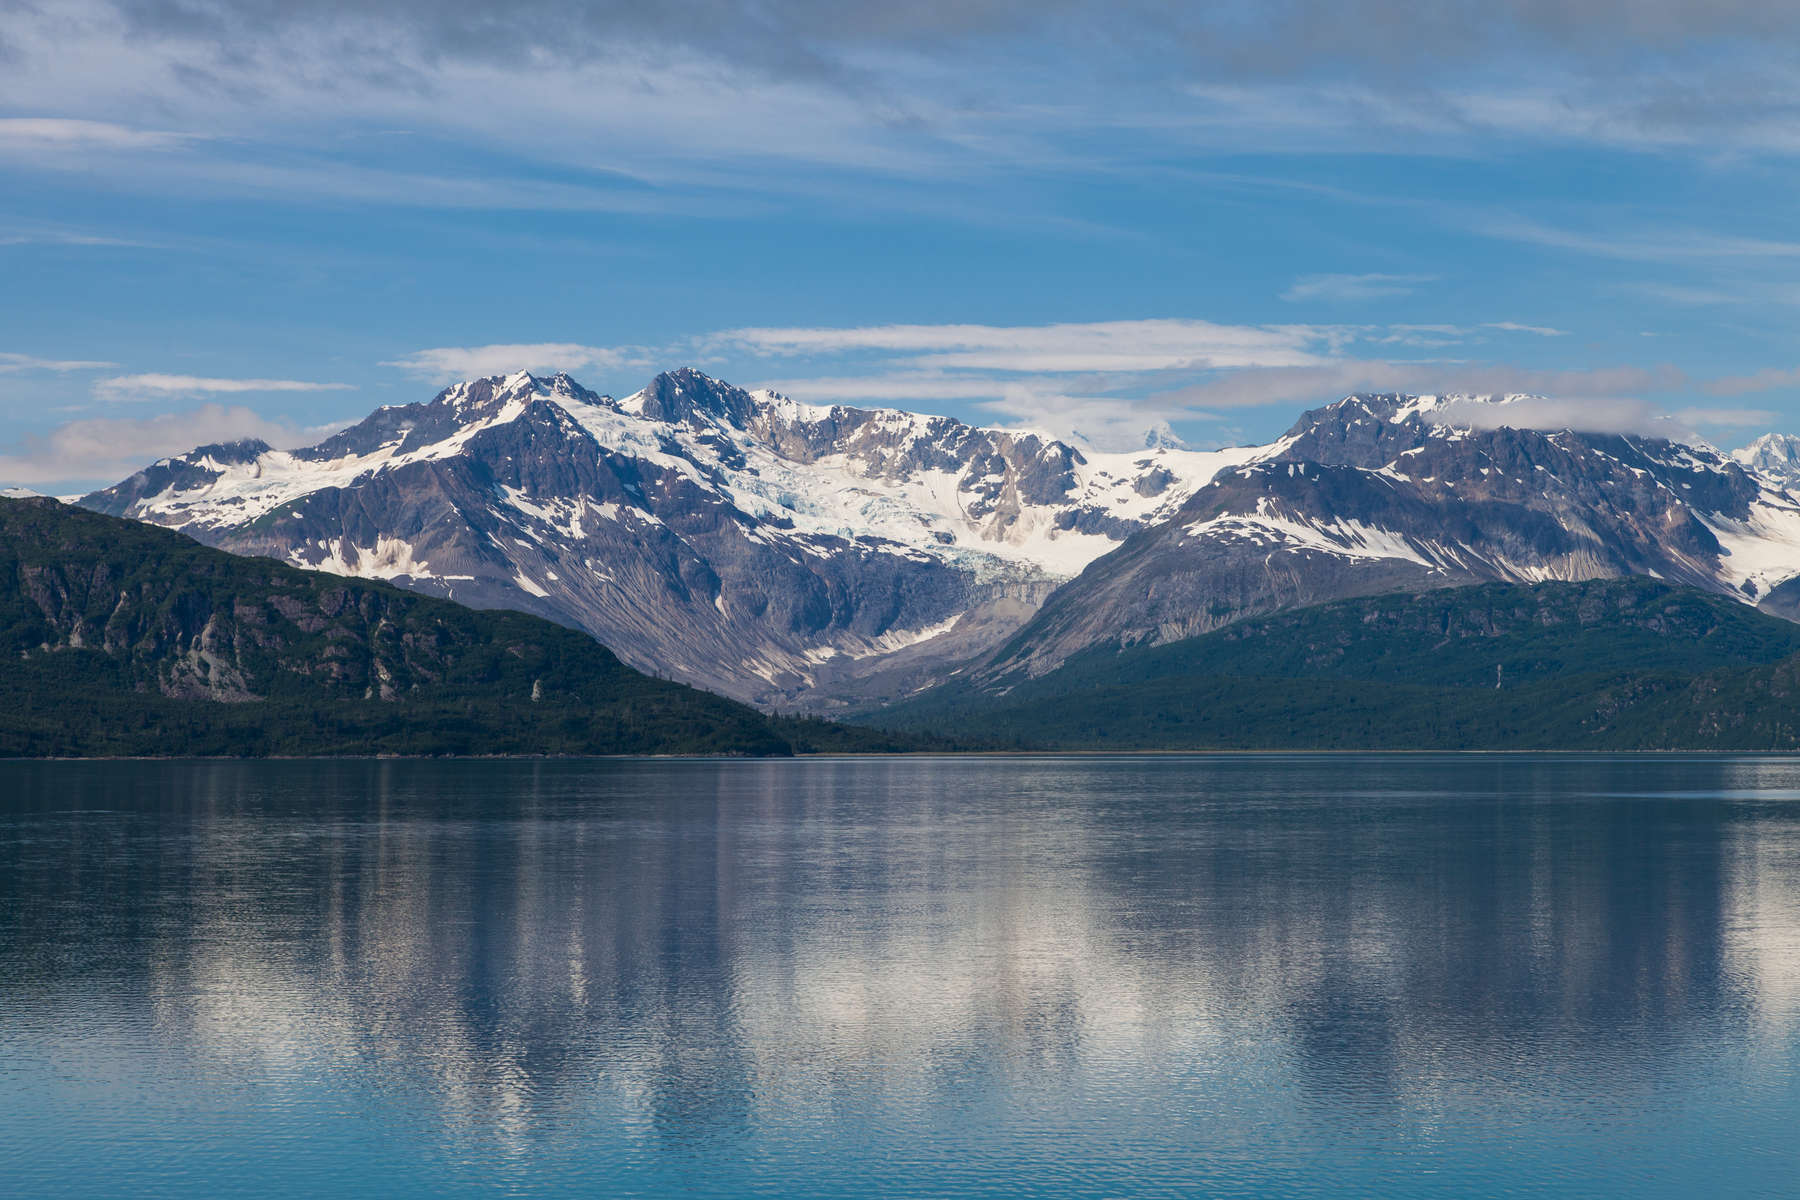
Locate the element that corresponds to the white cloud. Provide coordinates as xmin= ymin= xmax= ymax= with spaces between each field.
xmin=0 ymin=118 xmax=195 ymax=153
xmin=0 ymin=8 xmax=971 ymax=206
xmin=1706 ymin=367 xmax=1800 ymax=397
xmin=9 ymin=0 xmax=1800 ymax=234
xmin=751 ymin=372 xmax=1013 ymax=404
xmin=1483 ymin=321 xmax=1569 ymax=337
xmin=1364 ymin=323 xmax=1472 ymax=348
xmin=749 ymin=369 xmax=1203 ymax=446
xmin=974 ymin=382 xmax=1194 ymax=451
xmin=0 ymin=352 xmax=118 ymax=373
xmin=715 ymin=319 xmax=1329 ymax=373
xmin=714 ymin=319 xmax=1729 ymax=446
xmin=93 ymin=374 xmax=355 ymax=400
xmin=1674 ymin=406 xmax=1779 ymax=428
xmin=0 ymin=404 xmax=321 ymax=490
xmin=383 ymin=343 xmax=650 ymax=382
xmin=1431 ymin=398 xmax=1775 ymax=439
xmin=1281 ymin=273 xmax=1435 ymax=303
xmin=0 ymin=226 xmax=151 ymax=248
xmin=1426 ymin=395 xmax=1682 ymax=437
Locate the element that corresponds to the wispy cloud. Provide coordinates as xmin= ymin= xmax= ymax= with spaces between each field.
xmin=1281 ymin=273 xmax=1435 ymax=303
xmin=703 ymin=317 xmax=1684 ymax=444
xmin=1430 ymin=398 xmax=1778 ymax=440
xmin=1357 ymin=321 xmax=1570 ymax=346
xmin=751 ymin=372 xmax=1017 ymax=404
xmin=0 ymin=404 xmax=321 ymax=490
xmin=8 ymin=0 xmax=1800 ymax=241
xmin=1673 ymin=406 xmax=1778 ymax=428
xmin=383 ymin=343 xmax=651 ymax=382
xmin=1427 ymin=396 xmax=1683 ymax=438
xmin=0 ymin=352 xmax=118 ymax=373
xmin=1705 ymin=366 xmax=1800 ymax=396
xmin=378 ymin=317 xmax=1788 ymax=451
xmin=0 ymin=118 xmax=197 ymax=153
xmin=93 ymin=374 xmax=356 ymax=400
xmin=0 ymin=226 xmax=153 ymax=248
xmin=715 ymin=319 xmax=1329 ymax=372
xmin=1484 ymin=321 xmax=1568 ymax=337
xmin=1479 ymin=217 xmax=1800 ymax=263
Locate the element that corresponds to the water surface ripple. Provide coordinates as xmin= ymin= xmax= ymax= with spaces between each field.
xmin=3 ymin=755 xmax=1798 ymax=1197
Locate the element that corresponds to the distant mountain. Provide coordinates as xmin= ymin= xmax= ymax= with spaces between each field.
xmin=0 ymin=496 xmax=911 ymax=757
xmin=971 ymin=394 xmax=1800 ymax=684
xmin=1735 ymin=433 xmax=1800 ymax=491
xmin=871 ymin=578 xmax=1800 ymax=750
xmin=82 ymin=369 xmax=1253 ymax=708
xmin=81 ymin=377 xmax=1800 ymax=709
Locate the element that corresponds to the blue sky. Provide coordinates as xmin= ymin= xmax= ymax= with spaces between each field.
xmin=6 ymin=0 xmax=1800 ymax=488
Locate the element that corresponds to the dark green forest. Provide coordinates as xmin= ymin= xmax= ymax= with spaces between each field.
xmin=869 ymin=578 xmax=1800 ymax=750
xmin=0 ymin=497 xmax=918 ymax=757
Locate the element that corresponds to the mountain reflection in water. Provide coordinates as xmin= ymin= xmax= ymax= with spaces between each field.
xmin=3 ymin=756 xmax=1798 ymax=1198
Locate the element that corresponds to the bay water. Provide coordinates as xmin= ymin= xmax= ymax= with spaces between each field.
xmin=3 ymin=756 xmax=1798 ymax=1197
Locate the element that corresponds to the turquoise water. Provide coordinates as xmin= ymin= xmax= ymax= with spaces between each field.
xmin=2 ymin=755 xmax=1798 ymax=1197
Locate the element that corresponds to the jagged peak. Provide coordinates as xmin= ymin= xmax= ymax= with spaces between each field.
xmin=626 ymin=366 xmax=760 ymax=427
xmin=436 ymin=371 xmax=540 ymax=408
xmin=427 ymin=369 xmax=608 ymax=416
xmin=1736 ymin=431 xmax=1800 ymax=459
xmin=1734 ymin=432 xmax=1800 ymax=489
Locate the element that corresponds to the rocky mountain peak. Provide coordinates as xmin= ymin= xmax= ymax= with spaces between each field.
xmin=1735 ymin=432 xmax=1800 ymax=490
xmin=626 ymin=367 xmax=759 ymax=429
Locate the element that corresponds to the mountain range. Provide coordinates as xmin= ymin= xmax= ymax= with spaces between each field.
xmin=78 ymin=370 xmax=1800 ymax=715
xmin=82 ymin=369 xmax=1254 ymax=707
xmin=975 ymin=393 xmax=1800 ymax=685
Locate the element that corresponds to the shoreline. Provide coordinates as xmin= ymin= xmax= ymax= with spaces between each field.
xmin=8 ymin=747 xmax=1800 ymax=762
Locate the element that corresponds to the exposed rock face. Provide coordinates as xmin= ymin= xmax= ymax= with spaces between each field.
xmin=83 ymin=369 xmax=1250 ymax=707
xmin=974 ymin=394 xmax=1800 ymax=683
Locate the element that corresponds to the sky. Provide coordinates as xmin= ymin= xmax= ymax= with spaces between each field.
xmin=7 ymin=0 xmax=1800 ymax=489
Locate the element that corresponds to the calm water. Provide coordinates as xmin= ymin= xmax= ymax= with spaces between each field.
xmin=3 ymin=756 xmax=1799 ymax=1198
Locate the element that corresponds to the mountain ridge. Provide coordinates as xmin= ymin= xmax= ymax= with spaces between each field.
xmin=968 ymin=392 xmax=1800 ymax=684
xmin=869 ymin=577 xmax=1800 ymax=751
xmin=82 ymin=368 xmax=1257 ymax=706
xmin=77 ymin=373 xmax=1800 ymax=708
xmin=0 ymin=496 xmax=915 ymax=757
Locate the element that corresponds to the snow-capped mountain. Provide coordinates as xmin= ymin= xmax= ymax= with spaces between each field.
xmin=81 ymin=375 xmax=1800 ymax=707
xmin=83 ymin=369 xmax=1255 ymax=706
xmin=1735 ymin=433 xmax=1800 ymax=492
xmin=971 ymin=393 xmax=1800 ymax=683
